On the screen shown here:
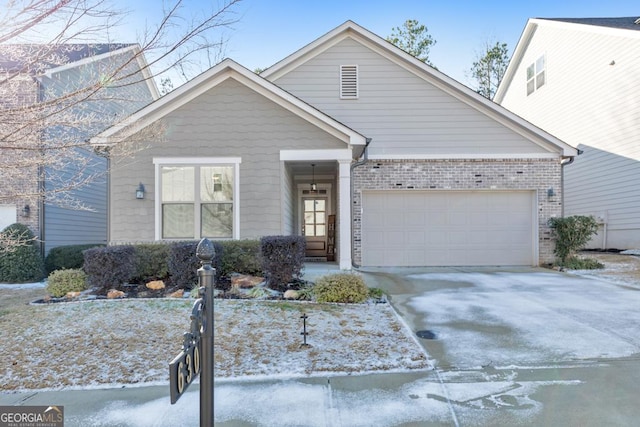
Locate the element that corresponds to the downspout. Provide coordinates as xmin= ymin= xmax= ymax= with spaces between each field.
xmin=350 ymin=137 xmax=372 ymax=268
xmin=560 ymin=150 xmax=580 ymax=217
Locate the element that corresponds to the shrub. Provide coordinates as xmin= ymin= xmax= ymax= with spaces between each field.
xmin=314 ymin=273 xmax=369 ymax=303
xmin=549 ymin=215 xmax=599 ymax=265
xmin=260 ymin=235 xmax=305 ymax=291
xmin=368 ymin=287 xmax=385 ymax=299
xmin=83 ymin=245 xmax=136 ymax=294
xmin=46 ymin=269 xmax=87 ymax=297
xmin=168 ymin=240 xmax=223 ymax=289
xmin=563 ymin=256 xmax=605 ymax=270
xmin=0 ymin=223 xmax=45 ymax=283
xmin=132 ymin=243 xmax=171 ymax=283
xmin=219 ymin=240 xmax=262 ymax=277
xmin=45 ymin=244 xmax=104 ymax=274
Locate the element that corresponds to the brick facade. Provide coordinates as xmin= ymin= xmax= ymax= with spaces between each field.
xmin=0 ymin=73 xmax=41 ymax=239
xmin=351 ymin=158 xmax=563 ymax=266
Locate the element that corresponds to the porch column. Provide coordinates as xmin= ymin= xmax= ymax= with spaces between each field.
xmin=338 ymin=159 xmax=352 ymax=269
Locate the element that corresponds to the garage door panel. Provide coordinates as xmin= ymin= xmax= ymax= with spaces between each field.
xmin=362 ymin=191 xmax=535 ymax=266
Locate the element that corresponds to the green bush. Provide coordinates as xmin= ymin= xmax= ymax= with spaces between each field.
xmin=549 ymin=215 xmax=599 ymax=265
xmin=132 ymin=243 xmax=171 ymax=283
xmin=0 ymin=223 xmax=45 ymax=283
xmin=47 ymin=269 xmax=87 ymax=297
xmin=45 ymin=244 xmax=104 ymax=274
xmin=219 ymin=240 xmax=262 ymax=277
xmin=314 ymin=273 xmax=369 ymax=303
xmin=563 ymin=256 xmax=604 ymax=270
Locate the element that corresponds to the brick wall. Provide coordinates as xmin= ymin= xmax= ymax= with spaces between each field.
xmin=351 ymin=158 xmax=563 ymax=266
xmin=0 ymin=73 xmax=41 ymax=239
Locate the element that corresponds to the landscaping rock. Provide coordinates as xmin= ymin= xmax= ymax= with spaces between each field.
xmin=65 ymin=291 xmax=82 ymax=299
xmin=283 ymin=290 xmax=300 ymax=300
xmin=168 ymin=289 xmax=184 ymax=298
xmin=230 ymin=274 xmax=265 ymax=289
xmin=107 ymin=289 xmax=125 ymax=299
xmin=146 ymin=280 xmax=165 ymax=291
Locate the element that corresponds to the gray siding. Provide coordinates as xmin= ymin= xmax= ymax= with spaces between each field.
xmin=271 ymin=38 xmax=549 ymax=157
xmin=41 ymin=49 xmax=155 ymax=253
xmin=498 ymin=22 xmax=640 ymax=249
xmin=110 ymin=78 xmax=347 ymax=242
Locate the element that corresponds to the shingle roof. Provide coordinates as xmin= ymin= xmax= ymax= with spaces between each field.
xmin=0 ymin=44 xmax=136 ymax=74
xmin=542 ymin=17 xmax=640 ymax=31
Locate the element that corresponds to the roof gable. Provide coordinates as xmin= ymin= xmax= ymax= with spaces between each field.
xmin=92 ymin=59 xmax=366 ymax=146
xmin=495 ymin=17 xmax=640 ymax=103
xmin=262 ymin=21 xmax=577 ymax=158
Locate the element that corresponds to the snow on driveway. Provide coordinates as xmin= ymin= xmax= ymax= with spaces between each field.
xmin=406 ymin=271 xmax=640 ymax=368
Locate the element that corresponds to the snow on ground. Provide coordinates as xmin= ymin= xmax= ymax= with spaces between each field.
xmin=0 ymin=280 xmax=46 ymax=289
xmin=0 ymin=293 xmax=430 ymax=392
xmin=405 ymin=271 xmax=640 ymax=368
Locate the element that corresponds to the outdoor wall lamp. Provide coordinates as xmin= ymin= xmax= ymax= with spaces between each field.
xmin=136 ymin=183 xmax=146 ymax=199
xmin=22 ymin=205 xmax=30 ymax=217
xmin=547 ymin=188 xmax=555 ymax=199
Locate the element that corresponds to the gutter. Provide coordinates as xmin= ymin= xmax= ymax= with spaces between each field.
xmin=559 ymin=149 xmax=581 ymax=217
xmin=350 ymin=137 xmax=372 ymax=269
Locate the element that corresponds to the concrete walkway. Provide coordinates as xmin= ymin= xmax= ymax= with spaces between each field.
xmin=3 ymin=267 xmax=640 ymax=426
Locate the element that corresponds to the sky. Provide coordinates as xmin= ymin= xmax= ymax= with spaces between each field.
xmin=104 ymin=0 xmax=639 ymax=88
xmin=7 ymin=0 xmax=640 ymax=87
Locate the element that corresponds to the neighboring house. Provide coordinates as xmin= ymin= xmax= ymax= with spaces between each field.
xmin=0 ymin=44 xmax=159 ymax=254
xmin=495 ymin=17 xmax=640 ymax=250
xmin=94 ymin=21 xmax=576 ymax=269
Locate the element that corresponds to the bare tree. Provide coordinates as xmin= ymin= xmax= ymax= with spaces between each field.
xmin=0 ymin=0 xmax=242 ymax=250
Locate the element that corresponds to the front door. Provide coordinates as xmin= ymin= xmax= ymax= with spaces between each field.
xmin=302 ymin=197 xmax=327 ymax=257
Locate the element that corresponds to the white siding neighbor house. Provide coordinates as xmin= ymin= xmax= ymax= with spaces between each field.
xmin=95 ymin=21 xmax=577 ymax=268
xmin=495 ymin=17 xmax=640 ymax=250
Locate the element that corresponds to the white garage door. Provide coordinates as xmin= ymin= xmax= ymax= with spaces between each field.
xmin=361 ymin=191 xmax=535 ymax=266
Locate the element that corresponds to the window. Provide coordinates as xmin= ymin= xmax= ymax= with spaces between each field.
xmin=154 ymin=158 xmax=240 ymax=240
xmin=526 ymin=55 xmax=545 ymax=95
xmin=340 ymin=65 xmax=358 ymax=99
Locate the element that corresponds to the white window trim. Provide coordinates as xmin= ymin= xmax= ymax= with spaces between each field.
xmin=153 ymin=157 xmax=241 ymax=240
xmin=526 ymin=54 xmax=545 ymax=96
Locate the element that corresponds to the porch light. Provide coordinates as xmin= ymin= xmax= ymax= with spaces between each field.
xmin=310 ymin=164 xmax=318 ymax=194
xmin=547 ymin=187 xmax=555 ymax=199
xmin=136 ymin=182 xmax=146 ymax=199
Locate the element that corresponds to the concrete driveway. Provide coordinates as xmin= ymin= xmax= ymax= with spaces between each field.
xmin=360 ymin=267 xmax=640 ymax=426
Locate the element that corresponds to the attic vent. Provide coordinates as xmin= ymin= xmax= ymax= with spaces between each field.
xmin=340 ymin=65 xmax=358 ymax=99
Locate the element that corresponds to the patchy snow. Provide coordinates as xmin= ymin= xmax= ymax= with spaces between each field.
xmin=0 ymin=295 xmax=430 ymax=392
xmin=0 ymin=280 xmax=46 ymax=289
xmin=405 ymin=272 xmax=640 ymax=368
xmin=78 ymin=376 xmax=581 ymax=426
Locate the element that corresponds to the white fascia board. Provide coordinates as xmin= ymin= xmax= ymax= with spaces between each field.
xmin=367 ymin=153 xmax=561 ymax=160
xmin=92 ymin=58 xmax=366 ymax=147
xmin=280 ymin=149 xmax=353 ymax=161
xmin=494 ymin=20 xmax=537 ymax=103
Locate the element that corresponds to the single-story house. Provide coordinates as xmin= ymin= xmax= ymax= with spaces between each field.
xmin=93 ymin=21 xmax=577 ymax=269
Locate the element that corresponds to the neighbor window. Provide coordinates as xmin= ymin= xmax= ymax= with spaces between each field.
xmin=154 ymin=158 xmax=240 ymax=240
xmin=526 ymin=55 xmax=545 ymax=95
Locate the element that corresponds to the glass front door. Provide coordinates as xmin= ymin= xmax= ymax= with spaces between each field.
xmin=302 ymin=198 xmax=327 ymax=257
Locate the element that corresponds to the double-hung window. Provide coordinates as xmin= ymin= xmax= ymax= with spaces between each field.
xmin=154 ymin=158 xmax=240 ymax=240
